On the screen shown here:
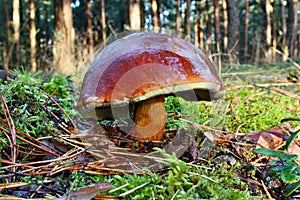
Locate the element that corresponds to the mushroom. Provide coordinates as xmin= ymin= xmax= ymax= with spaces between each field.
xmin=77 ymin=32 xmax=225 ymax=142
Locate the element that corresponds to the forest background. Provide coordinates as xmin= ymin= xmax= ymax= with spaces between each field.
xmin=0 ymin=0 xmax=299 ymax=76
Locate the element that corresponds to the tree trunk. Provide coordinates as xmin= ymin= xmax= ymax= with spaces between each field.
xmin=184 ymin=0 xmax=191 ymax=39
xmin=198 ymin=1 xmax=204 ymax=49
xmin=86 ymin=0 xmax=93 ymax=53
xmin=280 ymin=0 xmax=288 ymax=61
xmin=13 ymin=0 xmax=20 ymax=66
xmin=140 ymin=0 xmax=145 ymax=28
xmin=93 ymin=1 xmax=99 ymax=43
xmin=53 ymin=0 xmax=75 ymax=74
xmin=130 ymin=0 xmax=141 ymax=30
xmin=4 ymin=0 xmax=10 ymax=70
xmin=124 ymin=0 xmax=130 ymax=27
xmin=36 ymin=1 xmax=41 ymax=70
xmin=152 ymin=0 xmax=160 ymax=27
xmin=101 ymin=0 xmax=107 ymax=42
xmin=272 ymin=1 xmax=277 ymax=61
xmin=213 ymin=0 xmax=221 ymax=53
xmin=194 ymin=16 xmax=198 ymax=46
xmin=222 ymin=0 xmax=228 ymax=51
xmin=176 ymin=0 xmax=181 ymax=33
xmin=44 ymin=4 xmax=50 ymax=71
xmin=205 ymin=0 xmax=211 ymax=52
xmin=254 ymin=29 xmax=261 ymax=65
xmin=244 ymin=0 xmax=249 ymax=63
xmin=265 ymin=0 xmax=272 ymax=62
xmin=29 ymin=0 xmax=37 ymax=72
xmin=286 ymin=0 xmax=298 ymax=58
xmin=226 ymin=0 xmax=240 ymax=63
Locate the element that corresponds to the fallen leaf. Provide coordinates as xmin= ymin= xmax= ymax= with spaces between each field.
xmin=287 ymin=142 xmax=300 ymax=164
xmin=54 ymin=182 xmax=113 ymax=200
xmin=256 ymin=131 xmax=284 ymax=149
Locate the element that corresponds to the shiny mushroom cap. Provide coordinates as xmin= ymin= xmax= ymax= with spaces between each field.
xmin=77 ymin=32 xmax=225 ymax=119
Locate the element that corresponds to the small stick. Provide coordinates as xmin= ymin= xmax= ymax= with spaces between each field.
xmin=1 ymin=95 xmax=17 ymax=168
xmin=0 ymin=125 xmax=59 ymax=157
xmin=0 ymin=118 xmax=59 ymax=156
xmin=43 ymin=92 xmax=77 ymax=129
xmin=271 ymin=47 xmax=300 ymax=71
xmin=200 ymin=175 xmax=218 ymax=184
xmin=118 ymin=181 xmax=151 ymax=197
xmin=170 ymin=189 xmax=180 ymax=200
xmin=261 ymin=180 xmax=273 ymax=199
xmin=109 ymin=183 xmax=129 ymax=193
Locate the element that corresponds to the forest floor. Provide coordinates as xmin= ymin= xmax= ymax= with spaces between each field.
xmin=0 ymin=61 xmax=300 ymax=199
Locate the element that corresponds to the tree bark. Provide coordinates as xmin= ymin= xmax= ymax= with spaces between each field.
xmin=43 ymin=4 xmax=50 ymax=71
xmin=13 ymin=0 xmax=20 ymax=66
xmin=194 ymin=16 xmax=198 ymax=46
xmin=53 ymin=0 xmax=75 ymax=74
xmin=222 ymin=0 xmax=228 ymax=51
xmin=29 ymin=0 xmax=37 ymax=72
xmin=213 ymin=0 xmax=221 ymax=52
xmin=101 ymin=0 xmax=107 ymax=42
xmin=244 ymin=0 xmax=249 ymax=62
xmin=86 ymin=0 xmax=93 ymax=53
xmin=286 ymin=0 xmax=298 ymax=58
xmin=205 ymin=0 xmax=211 ymax=52
xmin=280 ymin=0 xmax=288 ymax=61
xmin=3 ymin=0 xmax=10 ymax=70
xmin=152 ymin=0 xmax=160 ymax=27
xmin=184 ymin=0 xmax=191 ymax=39
xmin=36 ymin=1 xmax=41 ymax=70
xmin=265 ymin=0 xmax=272 ymax=62
xmin=272 ymin=1 xmax=277 ymax=61
xmin=140 ymin=0 xmax=145 ymax=28
xmin=226 ymin=0 xmax=240 ymax=62
xmin=130 ymin=0 xmax=141 ymax=30
xmin=198 ymin=1 xmax=204 ymax=49
xmin=93 ymin=1 xmax=99 ymax=43
xmin=176 ymin=0 xmax=181 ymax=33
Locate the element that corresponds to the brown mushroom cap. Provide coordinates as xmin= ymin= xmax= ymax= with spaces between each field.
xmin=77 ymin=32 xmax=225 ymax=119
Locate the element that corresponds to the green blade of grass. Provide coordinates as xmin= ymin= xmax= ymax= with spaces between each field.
xmin=284 ymin=181 xmax=300 ymax=196
xmin=285 ymin=129 xmax=300 ymax=150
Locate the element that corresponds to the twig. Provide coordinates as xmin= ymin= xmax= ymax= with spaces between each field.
xmin=43 ymin=92 xmax=77 ymax=130
xmin=109 ymin=183 xmax=129 ymax=193
xmin=179 ymin=118 xmax=224 ymax=133
xmin=0 ymin=182 xmax=28 ymax=190
xmin=0 ymin=118 xmax=60 ymax=156
xmin=45 ymin=93 xmax=76 ymax=128
xmin=201 ymin=174 xmax=218 ymax=184
xmin=41 ymin=105 xmax=73 ymax=135
xmin=118 ymin=181 xmax=151 ymax=197
xmin=269 ymin=87 xmax=300 ymax=101
xmin=170 ymin=189 xmax=180 ymax=200
xmin=237 ymin=175 xmax=263 ymax=186
xmin=271 ymin=47 xmax=300 ymax=71
xmin=187 ymin=172 xmax=218 ymax=183
xmin=254 ymin=82 xmax=300 ymax=87
xmin=0 ymin=125 xmax=59 ymax=158
xmin=261 ymin=180 xmax=273 ymax=199
xmin=1 ymin=95 xmax=17 ymax=169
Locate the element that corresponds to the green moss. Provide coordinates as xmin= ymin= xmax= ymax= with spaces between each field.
xmin=0 ymin=70 xmax=76 ymax=143
xmin=225 ymin=88 xmax=299 ymax=133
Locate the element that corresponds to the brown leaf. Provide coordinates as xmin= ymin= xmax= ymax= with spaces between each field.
xmin=54 ymin=182 xmax=113 ymax=200
xmin=287 ymin=142 xmax=300 ymax=164
xmin=256 ymin=131 xmax=284 ymax=149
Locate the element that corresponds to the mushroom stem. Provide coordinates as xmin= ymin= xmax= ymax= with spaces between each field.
xmin=130 ymin=95 xmax=166 ymax=141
